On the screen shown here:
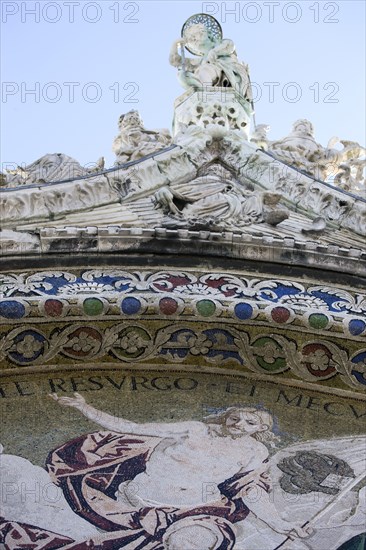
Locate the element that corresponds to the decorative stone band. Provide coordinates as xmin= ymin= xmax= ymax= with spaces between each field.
xmin=240 ymin=151 xmax=366 ymax=238
xmin=1 ymin=226 xmax=365 ymax=276
xmin=0 ymin=146 xmax=185 ymax=226
xmin=1 ymin=141 xmax=365 ymax=237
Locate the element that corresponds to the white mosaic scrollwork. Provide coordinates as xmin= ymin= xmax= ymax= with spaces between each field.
xmin=308 ymin=287 xmax=366 ymax=314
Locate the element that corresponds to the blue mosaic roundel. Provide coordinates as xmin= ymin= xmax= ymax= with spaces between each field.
xmin=234 ymin=303 xmax=253 ymax=320
xmin=121 ymin=297 xmax=141 ymax=315
xmin=350 ymin=351 xmax=366 ymax=386
xmin=9 ymin=330 xmax=46 ymax=364
xmin=348 ymin=319 xmax=366 ymax=336
xmin=0 ymin=300 xmax=26 ymax=319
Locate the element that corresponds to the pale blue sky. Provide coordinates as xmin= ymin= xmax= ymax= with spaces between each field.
xmin=1 ymin=0 xmax=365 ymax=170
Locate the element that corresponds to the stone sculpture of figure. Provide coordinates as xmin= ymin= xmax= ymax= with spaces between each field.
xmin=270 ymin=119 xmax=323 ymax=176
xmin=113 ymin=110 xmax=171 ymax=165
xmin=309 ymin=138 xmax=365 ymax=182
xmin=334 ymin=159 xmax=366 ymax=196
xmin=344 ymin=157 xmax=366 ymax=197
xmin=347 ymin=157 xmax=366 ymax=185
xmin=87 ymin=156 xmax=105 ymax=173
xmin=169 ymin=23 xmax=252 ymax=102
xmin=153 ymin=165 xmax=289 ymax=229
xmin=334 ymin=164 xmax=359 ymax=192
xmin=4 ymin=153 xmax=88 ymax=187
xmin=250 ymin=124 xmax=270 ymax=150
xmin=270 ymin=121 xmax=366 ymax=184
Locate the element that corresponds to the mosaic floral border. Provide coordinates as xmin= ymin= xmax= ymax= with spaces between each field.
xmin=0 ymin=321 xmax=365 ymax=391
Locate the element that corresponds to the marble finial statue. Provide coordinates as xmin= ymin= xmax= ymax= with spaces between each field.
xmin=170 ymin=14 xmax=254 ymax=138
xmin=112 ymin=110 xmax=171 ymax=165
xmin=169 ymin=13 xmax=252 ymax=103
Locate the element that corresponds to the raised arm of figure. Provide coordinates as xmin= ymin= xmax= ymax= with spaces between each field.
xmin=169 ymin=38 xmax=186 ymax=68
xmin=49 ymin=392 xmax=204 ymax=437
xmin=169 ymin=38 xmax=198 ymax=72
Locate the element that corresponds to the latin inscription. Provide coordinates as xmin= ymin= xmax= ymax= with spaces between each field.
xmin=0 ymin=376 xmax=364 ymax=420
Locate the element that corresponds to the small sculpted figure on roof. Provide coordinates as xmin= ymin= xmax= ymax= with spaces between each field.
xmin=270 ymin=120 xmax=365 ymax=190
xmin=113 ymin=110 xmax=171 ymax=165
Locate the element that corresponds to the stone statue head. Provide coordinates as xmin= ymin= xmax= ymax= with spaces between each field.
xmin=118 ymin=110 xmax=143 ymax=130
xmin=292 ymin=119 xmax=314 ymax=136
xmin=184 ymin=23 xmax=217 ymax=54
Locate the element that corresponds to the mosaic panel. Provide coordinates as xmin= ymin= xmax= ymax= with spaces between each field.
xmin=0 ymin=368 xmax=365 ymax=549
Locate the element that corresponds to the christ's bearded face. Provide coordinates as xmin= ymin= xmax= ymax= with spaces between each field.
xmin=223 ymin=410 xmax=268 ymax=437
